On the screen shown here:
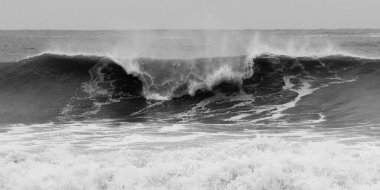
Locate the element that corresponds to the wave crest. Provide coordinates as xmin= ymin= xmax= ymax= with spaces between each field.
xmin=123 ymin=56 xmax=253 ymax=100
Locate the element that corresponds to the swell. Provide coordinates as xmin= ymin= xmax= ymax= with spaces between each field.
xmin=1 ymin=53 xmax=379 ymax=123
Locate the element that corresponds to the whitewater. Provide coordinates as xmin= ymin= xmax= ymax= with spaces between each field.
xmin=1 ymin=29 xmax=380 ymax=190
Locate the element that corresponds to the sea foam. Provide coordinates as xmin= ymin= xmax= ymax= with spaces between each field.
xmin=1 ymin=135 xmax=380 ymax=190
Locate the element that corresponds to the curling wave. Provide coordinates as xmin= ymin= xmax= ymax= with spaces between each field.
xmin=1 ymin=52 xmax=380 ymax=123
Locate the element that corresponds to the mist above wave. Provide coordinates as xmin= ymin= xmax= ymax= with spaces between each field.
xmin=43 ymin=33 xmax=360 ymax=59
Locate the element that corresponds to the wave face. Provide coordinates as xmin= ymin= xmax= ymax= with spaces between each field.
xmin=0 ymin=54 xmax=142 ymax=123
xmin=1 ymin=53 xmax=380 ymax=124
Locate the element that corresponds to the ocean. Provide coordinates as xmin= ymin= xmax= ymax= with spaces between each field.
xmin=1 ymin=29 xmax=380 ymax=189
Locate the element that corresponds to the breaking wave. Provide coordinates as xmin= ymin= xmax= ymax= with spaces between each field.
xmin=1 ymin=51 xmax=379 ymax=123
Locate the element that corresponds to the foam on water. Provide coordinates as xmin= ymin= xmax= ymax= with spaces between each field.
xmin=1 ymin=134 xmax=380 ymax=190
xmin=159 ymin=124 xmax=187 ymax=132
xmin=1 ymin=115 xmax=380 ymax=190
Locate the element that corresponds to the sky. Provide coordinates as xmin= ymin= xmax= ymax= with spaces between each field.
xmin=0 ymin=0 xmax=379 ymax=30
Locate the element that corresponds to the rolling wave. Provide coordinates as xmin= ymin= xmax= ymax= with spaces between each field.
xmin=0 ymin=52 xmax=379 ymax=124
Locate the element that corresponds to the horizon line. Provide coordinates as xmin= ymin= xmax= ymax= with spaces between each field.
xmin=0 ymin=28 xmax=380 ymax=31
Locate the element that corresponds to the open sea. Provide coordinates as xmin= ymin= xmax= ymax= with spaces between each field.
xmin=1 ymin=29 xmax=380 ymax=189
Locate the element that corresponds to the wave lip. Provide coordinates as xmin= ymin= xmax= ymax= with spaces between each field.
xmin=127 ymin=55 xmax=253 ymax=100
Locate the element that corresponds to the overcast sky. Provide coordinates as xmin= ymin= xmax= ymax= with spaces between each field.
xmin=0 ymin=0 xmax=379 ymax=29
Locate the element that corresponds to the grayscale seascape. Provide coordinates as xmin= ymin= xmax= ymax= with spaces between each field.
xmin=1 ymin=1 xmax=380 ymax=189
xmin=1 ymin=29 xmax=380 ymax=189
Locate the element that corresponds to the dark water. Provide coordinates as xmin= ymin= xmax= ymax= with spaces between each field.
xmin=1 ymin=30 xmax=380 ymax=190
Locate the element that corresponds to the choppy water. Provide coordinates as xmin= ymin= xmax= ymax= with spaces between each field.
xmin=1 ymin=30 xmax=380 ymax=190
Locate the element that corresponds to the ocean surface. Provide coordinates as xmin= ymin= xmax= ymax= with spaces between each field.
xmin=1 ymin=29 xmax=380 ymax=189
